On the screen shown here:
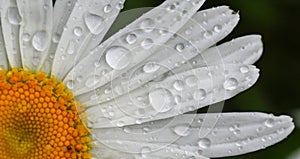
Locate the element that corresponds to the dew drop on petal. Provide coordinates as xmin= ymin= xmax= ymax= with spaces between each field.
xmin=32 ymin=31 xmax=49 ymax=52
xmin=149 ymin=88 xmax=174 ymax=113
xmin=198 ymin=138 xmax=211 ymax=149
xmin=140 ymin=146 xmax=151 ymax=158
xmin=84 ymin=13 xmax=104 ymax=35
xmin=73 ymin=26 xmax=83 ymax=37
xmin=223 ymin=78 xmax=238 ymax=91
xmin=175 ymin=43 xmax=185 ymax=52
xmin=7 ymin=7 xmax=22 ymax=25
xmin=67 ymin=40 xmax=76 ymax=55
xmin=264 ymin=118 xmax=275 ymax=128
xmin=141 ymin=38 xmax=154 ymax=49
xmin=66 ymin=80 xmax=75 ymax=89
xmin=85 ymin=75 xmax=101 ymax=88
xmin=173 ymin=80 xmax=184 ymax=91
xmin=213 ymin=24 xmax=222 ymax=33
xmin=143 ymin=62 xmax=160 ymax=73
xmin=103 ymin=4 xmax=112 ymax=13
xmin=125 ymin=33 xmax=137 ymax=44
xmin=140 ymin=18 xmax=155 ymax=33
xmin=105 ymin=46 xmax=132 ymax=70
xmin=185 ymin=75 xmax=198 ymax=87
xmin=240 ymin=66 xmax=249 ymax=73
xmin=173 ymin=124 xmax=191 ymax=136
xmin=193 ymin=89 xmax=206 ymax=100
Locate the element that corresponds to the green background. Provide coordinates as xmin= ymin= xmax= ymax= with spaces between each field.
xmin=122 ymin=0 xmax=300 ymax=159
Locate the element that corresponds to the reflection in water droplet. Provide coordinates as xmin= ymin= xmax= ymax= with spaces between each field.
xmin=84 ymin=13 xmax=104 ymax=35
xmin=32 ymin=31 xmax=49 ymax=52
xmin=7 ymin=7 xmax=22 ymax=25
xmin=143 ymin=62 xmax=160 ymax=73
xmin=223 ymin=78 xmax=238 ymax=91
xmin=105 ymin=46 xmax=132 ymax=70
xmin=149 ymin=88 xmax=174 ymax=113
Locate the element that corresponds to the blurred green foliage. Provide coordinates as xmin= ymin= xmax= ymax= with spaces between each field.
xmin=123 ymin=0 xmax=300 ymax=158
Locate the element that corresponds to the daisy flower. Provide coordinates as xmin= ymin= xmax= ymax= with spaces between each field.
xmin=0 ymin=0 xmax=294 ymax=158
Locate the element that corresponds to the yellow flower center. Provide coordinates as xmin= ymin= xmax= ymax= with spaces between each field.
xmin=0 ymin=68 xmax=92 ymax=159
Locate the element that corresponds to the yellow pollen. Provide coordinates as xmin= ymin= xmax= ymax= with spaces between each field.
xmin=0 ymin=68 xmax=92 ymax=159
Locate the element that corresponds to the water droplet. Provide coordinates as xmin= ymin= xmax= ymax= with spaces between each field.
xmin=173 ymin=80 xmax=184 ymax=91
xmin=22 ymin=33 xmax=31 ymax=42
xmin=103 ymin=4 xmax=112 ymax=13
xmin=116 ymin=121 xmax=125 ymax=127
xmin=175 ymin=43 xmax=185 ymax=52
xmin=7 ymin=7 xmax=22 ymax=25
xmin=203 ymin=31 xmax=212 ymax=39
xmin=143 ymin=62 xmax=160 ymax=73
xmin=67 ymin=40 xmax=76 ymax=54
xmin=213 ymin=24 xmax=222 ymax=33
xmin=141 ymin=147 xmax=151 ymax=158
xmin=223 ymin=78 xmax=238 ymax=91
xmin=198 ymin=138 xmax=211 ymax=149
xmin=125 ymin=33 xmax=137 ymax=44
xmin=73 ymin=26 xmax=83 ymax=37
xmin=52 ymin=33 xmax=60 ymax=43
xmin=149 ymin=88 xmax=174 ymax=113
xmin=141 ymin=38 xmax=154 ymax=49
xmin=84 ymin=13 xmax=104 ymax=35
xmin=240 ymin=66 xmax=249 ymax=73
xmin=32 ymin=31 xmax=49 ymax=52
xmin=185 ymin=75 xmax=198 ymax=87
xmin=173 ymin=124 xmax=191 ymax=136
xmin=66 ymin=80 xmax=75 ymax=89
xmin=264 ymin=118 xmax=275 ymax=128
xmin=167 ymin=4 xmax=176 ymax=11
xmin=85 ymin=75 xmax=101 ymax=88
xmin=105 ymin=46 xmax=132 ymax=70
xmin=140 ymin=18 xmax=155 ymax=33
xmin=193 ymin=89 xmax=206 ymax=100
xmin=174 ymin=95 xmax=182 ymax=104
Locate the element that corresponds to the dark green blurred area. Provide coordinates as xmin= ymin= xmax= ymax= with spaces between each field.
xmin=123 ymin=0 xmax=300 ymax=159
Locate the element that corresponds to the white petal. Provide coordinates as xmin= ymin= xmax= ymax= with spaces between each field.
xmin=63 ymin=0 xmax=206 ymax=94
xmin=17 ymin=0 xmax=53 ymax=71
xmin=0 ymin=0 xmax=22 ymax=68
xmin=172 ymin=35 xmax=263 ymax=74
xmin=51 ymin=0 xmax=125 ymax=79
xmin=0 ymin=21 xmax=9 ymax=70
xmin=76 ymin=6 xmax=239 ymax=106
xmin=40 ymin=0 xmax=76 ymax=74
xmin=85 ymin=64 xmax=259 ymax=128
xmin=91 ymin=113 xmax=294 ymax=158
